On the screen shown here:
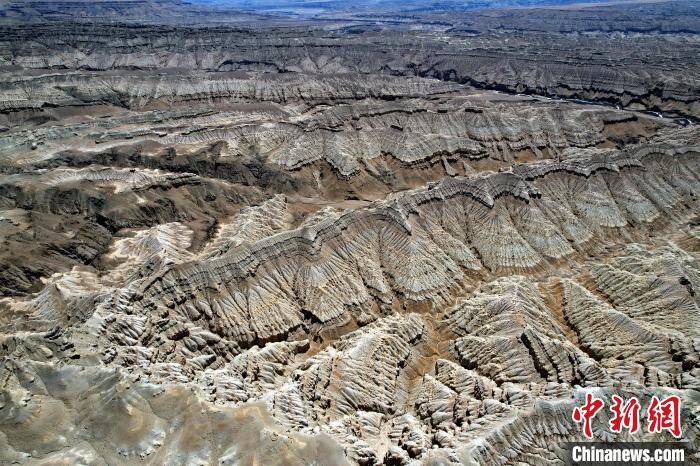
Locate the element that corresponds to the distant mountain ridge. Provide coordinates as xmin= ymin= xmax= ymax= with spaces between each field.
xmin=0 ymin=0 xmax=654 ymax=24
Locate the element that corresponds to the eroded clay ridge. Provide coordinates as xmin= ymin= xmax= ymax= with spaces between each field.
xmin=0 ymin=95 xmax=640 ymax=174
xmin=124 ymin=143 xmax=698 ymax=355
xmin=0 ymin=71 xmax=460 ymax=113
xmin=1 ymin=12 xmax=698 ymax=117
xmin=2 ymin=142 xmax=697 ymax=466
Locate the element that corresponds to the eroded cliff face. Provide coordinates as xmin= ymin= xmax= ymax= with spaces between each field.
xmin=2 ymin=23 xmax=699 ymax=118
xmin=1 ymin=1 xmax=699 ymax=465
xmin=2 ymin=0 xmax=700 ymax=119
xmin=0 ymin=86 xmax=672 ymax=295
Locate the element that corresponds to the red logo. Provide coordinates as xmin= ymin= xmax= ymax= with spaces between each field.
xmin=572 ymin=393 xmax=605 ymax=439
xmin=609 ymin=395 xmax=640 ymax=434
xmin=573 ymin=394 xmax=682 ymax=439
xmin=647 ymin=395 xmax=682 ymax=438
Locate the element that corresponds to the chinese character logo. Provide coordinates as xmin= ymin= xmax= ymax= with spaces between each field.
xmin=609 ymin=395 xmax=640 ymax=434
xmin=572 ymin=393 xmax=605 ymax=439
xmin=647 ymin=395 xmax=682 ymax=438
xmin=573 ymin=394 xmax=682 ymax=439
